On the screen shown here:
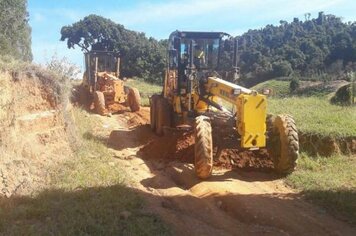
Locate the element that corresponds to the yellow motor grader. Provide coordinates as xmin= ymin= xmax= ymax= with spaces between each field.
xmin=150 ymin=31 xmax=299 ymax=179
xmin=82 ymin=50 xmax=140 ymax=115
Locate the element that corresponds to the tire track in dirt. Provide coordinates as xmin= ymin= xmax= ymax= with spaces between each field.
xmin=96 ymin=108 xmax=356 ymax=236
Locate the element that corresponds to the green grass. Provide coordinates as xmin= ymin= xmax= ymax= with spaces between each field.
xmin=286 ymin=153 xmax=356 ymax=224
xmin=0 ymin=108 xmax=170 ymax=235
xmin=268 ymin=97 xmax=356 ymax=137
xmin=125 ymin=79 xmax=162 ymax=106
xmin=251 ymin=80 xmax=291 ymax=97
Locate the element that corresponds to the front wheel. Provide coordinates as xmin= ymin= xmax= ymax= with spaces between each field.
xmin=194 ymin=116 xmax=213 ymax=179
xmin=94 ymin=91 xmax=106 ymax=115
xmin=267 ymin=115 xmax=299 ymax=174
xmin=128 ymin=87 xmax=141 ymax=112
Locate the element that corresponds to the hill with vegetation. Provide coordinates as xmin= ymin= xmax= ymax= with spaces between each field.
xmin=60 ymin=12 xmax=355 ymax=86
xmin=237 ymin=12 xmax=355 ymax=86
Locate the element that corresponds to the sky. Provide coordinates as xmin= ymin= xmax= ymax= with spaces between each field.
xmin=28 ymin=0 xmax=356 ymax=71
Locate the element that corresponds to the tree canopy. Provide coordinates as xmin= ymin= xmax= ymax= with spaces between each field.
xmin=236 ymin=12 xmax=356 ymax=85
xmin=0 ymin=0 xmax=32 ymax=61
xmin=60 ymin=15 xmax=166 ymax=82
xmin=61 ymin=13 xmax=355 ymax=85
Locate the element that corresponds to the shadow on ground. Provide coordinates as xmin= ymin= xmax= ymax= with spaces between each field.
xmin=1 ymin=184 xmax=355 ymax=235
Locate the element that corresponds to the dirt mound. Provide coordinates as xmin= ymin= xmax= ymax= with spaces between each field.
xmin=0 ymin=69 xmax=73 ymax=197
xmin=126 ymin=108 xmax=150 ymax=128
xmin=139 ymin=130 xmax=273 ymax=171
xmin=299 ymin=132 xmax=356 ymax=156
xmin=139 ymin=131 xmax=195 ymax=163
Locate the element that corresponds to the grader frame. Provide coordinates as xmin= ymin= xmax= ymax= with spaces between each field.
xmin=150 ymin=31 xmax=299 ymax=179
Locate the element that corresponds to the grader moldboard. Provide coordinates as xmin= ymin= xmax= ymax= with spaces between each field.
xmin=82 ymin=50 xmax=140 ymax=115
xmin=150 ymin=31 xmax=299 ymax=179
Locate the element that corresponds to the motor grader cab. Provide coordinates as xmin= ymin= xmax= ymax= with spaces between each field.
xmin=82 ymin=50 xmax=140 ymax=115
xmin=150 ymin=31 xmax=299 ymax=179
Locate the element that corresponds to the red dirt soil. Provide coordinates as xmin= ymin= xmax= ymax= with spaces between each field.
xmin=105 ymin=109 xmax=356 ymax=235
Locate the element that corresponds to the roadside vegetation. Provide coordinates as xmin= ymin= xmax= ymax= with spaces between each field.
xmin=268 ymin=97 xmax=356 ymax=137
xmin=287 ymin=153 xmax=356 ymax=224
xmin=0 ymin=107 xmax=170 ymax=235
xmin=125 ymin=78 xmax=162 ymax=106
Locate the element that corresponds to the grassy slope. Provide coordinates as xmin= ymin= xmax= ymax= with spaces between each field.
xmin=268 ymin=97 xmax=356 ymax=137
xmin=125 ymin=79 xmax=161 ymax=106
xmin=287 ymin=153 xmax=356 ymax=224
xmin=251 ymin=79 xmax=291 ymax=97
xmin=0 ymin=108 xmax=170 ymax=235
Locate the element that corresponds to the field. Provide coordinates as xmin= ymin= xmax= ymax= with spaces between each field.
xmin=287 ymin=153 xmax=356 ymax=224
xmin=125 ymin=79 xmax=161 ymax=106
xmin=268 ymin=97 xmax=356 ymax=137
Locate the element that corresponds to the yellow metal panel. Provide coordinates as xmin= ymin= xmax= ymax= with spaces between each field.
xmin=113 ymin=80 xmax=126 ymax=103
xmin=206 ymin=77 xmax=252 ymax=104
xmin=237 ymin=94 xmax=267 ymax=148
xmin=173 ymin=95 xmax=182 ymax=114
xmin=193 ymin=93 xmax=209 ymax=113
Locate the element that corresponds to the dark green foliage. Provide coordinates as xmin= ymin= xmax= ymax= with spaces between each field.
xmin=290 ymin=77 xmax=300 ymax=92
xmin=272 ymin=61 xmax=293 ymax=77
xmin=60 ymin=15 xmax=166 ymax=83
xmin=0 ymin=0 xmax=32 ymax=61
xmin=331 ymin=84 xmax=354 ymax=105
xmin=234 ymin=12 xmax=355 ymax=86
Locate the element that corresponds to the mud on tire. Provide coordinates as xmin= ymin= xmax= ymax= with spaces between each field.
xmin=194 ymin=116 xmax=213 ymax=179
xmin=267 ymin=115 xmax=299 ymax=174
xmin=94 ymin=91 xmax=106 ymax=115
xmin=128 ymin=87 xmax=141 ymax=112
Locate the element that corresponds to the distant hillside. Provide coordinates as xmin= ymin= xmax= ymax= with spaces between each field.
xmin=236 ymin=12 xmax=355 ymax=86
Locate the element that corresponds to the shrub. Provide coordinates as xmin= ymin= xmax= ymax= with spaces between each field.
xmin=290 ymin=77 xmax=300 ymax=92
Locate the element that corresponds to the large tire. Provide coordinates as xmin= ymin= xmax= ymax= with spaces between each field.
xmin=77 ymin=85 xmax=90 ymax=107
xmin=267 ymin=115 xmax=299 ymax=174
xmin=194 ymin=116 xmax=213 ymax=179
xmin=150 ymin=95 xmax=159 ymax=131
xmin=155 ymin=97 xmax=171 ymax=136
xmin=94 ymin=91 xmax=106 ymax=115
xmin=128 ymin=87 xmax=141 ymax=112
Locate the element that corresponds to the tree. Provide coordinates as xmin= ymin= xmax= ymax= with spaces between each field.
xmin=290 ymin=77 xmax=300 ymax=92
xmin=231 ymin=12 xmax=356 ymax=86
xmin=60 ymin=15 xmax=166 ymax=82
xmin=0 ymin=0 xmax=32 ymax=61
xmin=272 ymin=61 xmax=293 ymax=77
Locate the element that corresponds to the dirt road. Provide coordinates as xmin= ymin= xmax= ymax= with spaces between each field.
xmin=95 ymin=108 xmax=356 ymax=236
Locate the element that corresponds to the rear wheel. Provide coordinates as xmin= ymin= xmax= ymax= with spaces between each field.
xmin=94 ymin=91 xmax=106 ymax=115
xmin=194 ymin=116 xmax=213 ymax=179
xmin=128 ymin=87 xmax=141 ymax=112
xmin=155 ymin=97 xmax=171 ymax=136
xmin=267 ymin=115 xmax=299 ymax=174
xmin=150 ymin=95 xmax=159 ymax=131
